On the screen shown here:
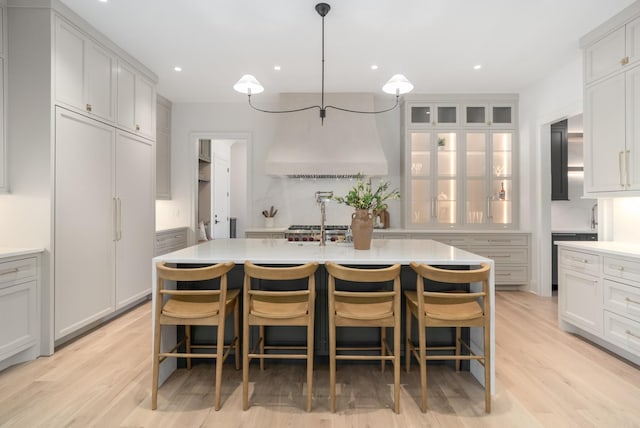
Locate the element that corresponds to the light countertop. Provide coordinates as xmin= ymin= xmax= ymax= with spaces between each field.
xmin=153 ymin=238 xmax=491 ymax=266
xmin=0 ymin=248 xmax=44 ymax=259
xmin=555 ymin=241 xmax=640 ymax=258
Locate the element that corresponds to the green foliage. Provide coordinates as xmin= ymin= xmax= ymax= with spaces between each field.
xmin=333 ymin=177 xmax=400 ymax=211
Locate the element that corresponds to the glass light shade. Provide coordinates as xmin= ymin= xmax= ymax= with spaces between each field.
xmin=382 ymin=74 xmax=414 ymax=95
xmin=233 ymin=74 xmax=264 ymax=95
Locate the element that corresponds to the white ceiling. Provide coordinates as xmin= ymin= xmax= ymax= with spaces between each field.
xmin=58 ymin=0 xmax=636 ymax=103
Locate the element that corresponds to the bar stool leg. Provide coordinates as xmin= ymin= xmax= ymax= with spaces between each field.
xmin=405 ymin=301 xmax=412 ymax=372
xmin=455 ymin=326 xmax=462 ymax=372
xmin=234 ymin=299 xmax=240 ymax=370
xmin=419 ymin=320 xmax=427 ymax=412
xmin=259 ymin=325 xmax=265 ymax=371
xmin=186 ymin=325 xmax=192 ymax=370
xmin=381 ymin=326 xmax=386 ymax=372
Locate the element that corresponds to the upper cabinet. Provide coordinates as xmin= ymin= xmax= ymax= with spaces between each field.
xmin=584 ymin=16 xmax=640 ymax=84
xmin=402 ymin=95 xmax=519 ymax=229
xmin=0 ymin=3 xmax=6 ymax=193
xmin=463 ymin=102 xmax=515 ymax=128
xmin=407 ymin=102 xmax=459 ymax=128
xmin=582 ymin=3 xmax=640 ymax=196
xmin=117 ymin=60 xmax=155 ymax=139
xmin=54 ymin=16 xmax=116 ymax=123
xmin=156 ymin=95 xmax=172 ymax=199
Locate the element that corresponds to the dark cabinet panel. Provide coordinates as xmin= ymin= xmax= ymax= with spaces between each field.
xmin=551 ymin=119 xmax=569 ymax=200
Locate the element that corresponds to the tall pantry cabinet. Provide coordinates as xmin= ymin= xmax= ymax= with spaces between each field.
xmin=8 ymin=3 xmax=157 ymax=346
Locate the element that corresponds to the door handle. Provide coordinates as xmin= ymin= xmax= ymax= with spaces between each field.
xmin=113 ymin=197 xmax=118 ymax=241
xmin=116 ymin=197 xmax=122 ymax=241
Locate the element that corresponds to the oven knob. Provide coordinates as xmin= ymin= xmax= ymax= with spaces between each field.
xmin=294 ymin=237 xmax=300 ymax=241
xmin=287 ymin=237 xmax=293 ymax=241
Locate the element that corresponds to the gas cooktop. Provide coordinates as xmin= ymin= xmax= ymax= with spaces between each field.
xmin=286 ymin=225 xmax=349 ymax=242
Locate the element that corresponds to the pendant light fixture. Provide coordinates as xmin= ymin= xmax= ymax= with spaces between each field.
xmin=233 ymin=3 xmax=413 ymax=124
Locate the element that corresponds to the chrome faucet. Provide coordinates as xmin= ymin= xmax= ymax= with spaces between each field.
xmin=591 ymin=203 xmax=598 ymax=230
xmin=315 ymin=191 xmax=333 ymax=246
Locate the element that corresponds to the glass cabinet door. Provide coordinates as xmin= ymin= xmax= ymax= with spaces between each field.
xmin=409 ymin=132 xmax=432 ymax=224
xmin=465 ymin=133 xmax=487 ymax=225
xmin=408 ymin=131 xmax=457 ymax=226
xmin=490 ymin=132 xmax=513 ymax=225
xmin=435 ymin=132 xmax=457 ymax=224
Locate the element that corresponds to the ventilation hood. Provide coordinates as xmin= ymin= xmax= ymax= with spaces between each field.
xmin=264 ymin=93 xmax=389 ymax=177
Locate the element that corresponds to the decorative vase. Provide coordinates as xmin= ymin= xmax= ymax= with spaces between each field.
xmin=264 ymin=217 xmax=275 ymax=228
xmin=351 ymin=209 xmax=374 ymax=250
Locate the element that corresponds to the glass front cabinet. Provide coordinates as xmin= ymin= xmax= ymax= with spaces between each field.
xmin=403 ymin=95 xmax=518 ymax=229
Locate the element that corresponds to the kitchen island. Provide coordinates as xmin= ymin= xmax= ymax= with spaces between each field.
xmin=152 ymin=238 xmax=495 ymax=394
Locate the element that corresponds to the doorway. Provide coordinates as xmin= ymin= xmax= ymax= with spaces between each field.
xmin=194 ymin=133 xmax=249 ymax=241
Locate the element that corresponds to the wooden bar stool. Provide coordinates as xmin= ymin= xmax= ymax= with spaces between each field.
xmin=406 ymin=262 xmax=491 ymax=413
xmin=325 ymin=262 xmax=402 ymax=413
xmin=242 ymin=261 xmax=319 ymax=411
xmin=151 ymin=261 xmax=240 ymax=411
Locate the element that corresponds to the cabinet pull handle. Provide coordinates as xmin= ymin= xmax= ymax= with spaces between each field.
xmin=610 ymin=264 xmax=624 ymax=271
xmin=626 ymin=149 xmax=631 ymax=187
xmin=486 ymin=196 xmax=493 ymax=219
xmin=625 ymin=297 xmax=640 ymax=305
xmin=626 ymin=329 xmax=640 ymax=340
xmin=113 ymin=198 xmax=118 ymax=241
xmin=0 ymin=268 xmax=19 ymax=276
xmin=136 ymin=124 xmax=141 ymax=131
xmin=117 ymin=197 xmax=122 ymax=241
xmin=431 ymin=197 xmax=437 ymax=219
xmin=619 ymin=151 xmax=625 ymax=187
xmin=86 ymin=103 xmax=92 ymax=112
xmin=621 ymin=57 xmax=628 ymax=65
xmin=570 ymin=256 xmax=588 ymax=263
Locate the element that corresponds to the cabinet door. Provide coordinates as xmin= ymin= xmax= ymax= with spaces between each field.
xmin=116 ymin=60 xmax=136 ymax=132
xmin=54 ymin=108 xmax=115 ymax=340
xmin=54 ymin=17 xmax=85 ymax=110
xmin=584 ymin=73 xmax=626 ymax=193
xmin=115 ymin=131 xmax=154 ymax=309
xmin=626 ymin=64 xmax=640 ymax=190
xmin=584 ymin=26 xmax=626 ymax=83
xmin=464 ymin=132 xmax=488 ymax=225
xmin=0 ymin=281 xmax=37 ymax=361
xmin=489 ymin=132 xmax=513 ymax=225
xmin=84 ymin=41 xmax=116 ymax=122
xmin=559 ymin=267 xmax=603 ymax=335
xmin=551 ymin=120 xmax=569 ymax=200
xmin=626 ymin=16 xmax=640 ymax=67
xmin=134 ymin=75 xmax=155 ymax=138
xmin=435 ymin=132 xmax=457 ymax=225
xmin=0 ymin=58 xmax=5 ymax=192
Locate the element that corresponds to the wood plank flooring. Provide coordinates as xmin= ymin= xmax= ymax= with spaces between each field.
xmin=1 ymin=291 xmax=639 ymax=427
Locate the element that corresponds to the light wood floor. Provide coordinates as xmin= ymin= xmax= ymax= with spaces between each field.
xmin=1 ymin=291 xmax=639 ymax=427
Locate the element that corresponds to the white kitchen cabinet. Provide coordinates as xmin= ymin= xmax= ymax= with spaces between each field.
xmin=405 ymin=101 xmax=459 ymax=128
xmin=114 ymin=130 xmax=154 ymax=309
xmin=155 ymin=95 xmax=172 ymax=199
xmin=0 ymin=253 xmax=40 ymax=371
xmin=403 ymin=96 xmax=519 ymax=230
xmin=582 ymin=7 xmax=640 ymax=196
xmin=0 ymin=3 xmax=6 ymax=193
xmin=54 ymin=16 xmax=116 ymax=122
xmin=155 ymin=227 xmax=188 ymax=256
xmin=584 ymin=16 xmax=640 ymax=84
xmin=117 ymin=59 xmax=155 ymax=139
xmin=54 ymin=108 xmax=153 ymax=341
xmin=463 ymin=102 xmax=515 ymax=128
xmin=558 ymin=248 xmax=603 ymax=335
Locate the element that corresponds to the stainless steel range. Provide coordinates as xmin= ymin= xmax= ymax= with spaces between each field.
xmin=285 ymin=225 xmax=348 ymax=242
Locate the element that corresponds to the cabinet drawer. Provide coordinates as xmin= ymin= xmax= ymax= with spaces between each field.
xmin=428 ymin=235 xmax=469 ymax=248
xmin=604 ymin=310 xmax=640 ymax=356
xmin=559 ymin=248 xmax=600 ymax=276
xmin=155 ymin=229 xmax=188 ymax=256
xmin=0 ymin=257 xmax=37 ymax=289
xmin=603 ymin=256 xmax=640 ymax=284
xmin=604 ymin=279 xmax=640 ymax=323
xmin=469 ymin=247 xmax=528 ymax=264
xmin=469 ymin=234 xmax=528 ymax=246
xmin=494 ymin=265 xmax=528 ymax=285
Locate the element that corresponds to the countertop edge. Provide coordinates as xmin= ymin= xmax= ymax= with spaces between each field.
xmin=0 ymin=248 xmax=45 ymax=259
xmin=555 ymin=241 xmax=640 ymax=259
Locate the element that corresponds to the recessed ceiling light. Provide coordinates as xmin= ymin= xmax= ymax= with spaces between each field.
xmin=371 ymin=64 xmax=379 ymax=70
xmin=174 ymin=66 xmax=182 ymax=72
xmin=473 ymin=64 xmax=482 ymax=70
xmin=98 ymin=0 xmax=108 ymax=3
xmin=274 ymin=65 xmax=281 ymax=71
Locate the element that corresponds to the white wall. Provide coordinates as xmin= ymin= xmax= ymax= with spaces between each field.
xmin=611 ymin=197 xmax=640 ymax=241
xmin=158 ymin=95 xmax=403 ymax=239
xmin=519 ymin=51 xmax=585 ymax=296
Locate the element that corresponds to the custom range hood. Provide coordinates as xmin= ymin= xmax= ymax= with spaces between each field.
xmin=264 ymin=93 xmax=389 ymax=178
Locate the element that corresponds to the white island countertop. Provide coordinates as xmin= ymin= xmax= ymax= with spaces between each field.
xmin=153 ymin=237 xmax=491 ymax=265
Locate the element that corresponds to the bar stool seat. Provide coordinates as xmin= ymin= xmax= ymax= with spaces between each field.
xmin=162 ymin=290 xmax=240 ymax=319
xmin=404 ymin=291 xmax=483 ymax=320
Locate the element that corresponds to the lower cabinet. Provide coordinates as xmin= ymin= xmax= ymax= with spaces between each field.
xmin=373 ymin=231 xmax=530 ymax=287
xmin=0 ymin=253 xmax=41 ymax=371
xmin=54 ymin=108 xmax=153 ymax=343
xmin=558 ymin=245 xmax=640 ymax=364
xmin=155 ymin=227 xmax=189 ymax=256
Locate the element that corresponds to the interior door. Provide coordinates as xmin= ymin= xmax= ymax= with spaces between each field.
xmin=212 ymin=156 xmax=230 ymax=239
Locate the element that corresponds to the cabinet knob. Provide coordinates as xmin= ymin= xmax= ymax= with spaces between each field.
xmin=621 ymin=56 xmax=630 ymax=65
xmin=136 ymin=124 xmax=140 ymax=131
xmin=86 ymin=103 xmax=92 ymax=112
